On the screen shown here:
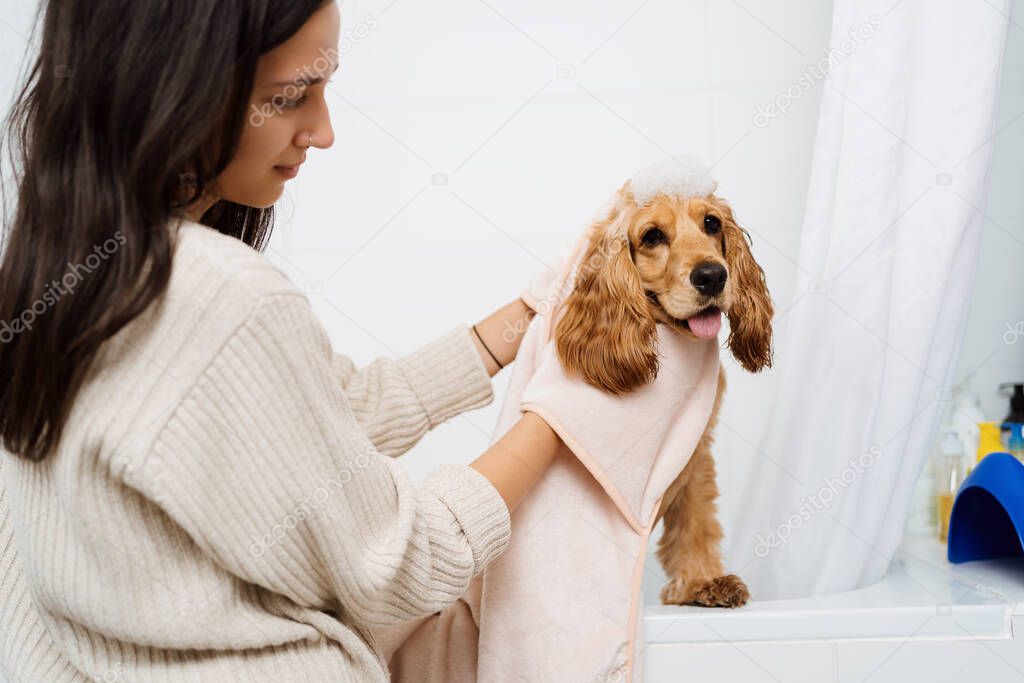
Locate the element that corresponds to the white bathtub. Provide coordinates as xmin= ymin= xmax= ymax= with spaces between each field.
xmin=640 ymin=534 xmax=1024 ymax=682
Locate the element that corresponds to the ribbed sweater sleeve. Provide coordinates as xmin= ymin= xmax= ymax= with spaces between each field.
xmin=123 ymin=292 xmax=512 ymax=628
xmin=330 ymin=325 xmax=494 ymax=458
xmin=0 ymin=459 xmax=85 ymax=683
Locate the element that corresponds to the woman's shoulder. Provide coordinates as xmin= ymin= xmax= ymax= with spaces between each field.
xmin=170 ymin=218 xmax=300 ymax=302
xmin=97 ymin=217 xmax=318 ymax=387
xmin=87 ymin=218 xmax=324 ymax=473
xmin=139 ymin=217 xmax=321 ymax=358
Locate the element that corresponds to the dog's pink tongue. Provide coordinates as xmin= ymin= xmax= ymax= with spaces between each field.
xmin=687 ymin=308 xmax=722 ymax=339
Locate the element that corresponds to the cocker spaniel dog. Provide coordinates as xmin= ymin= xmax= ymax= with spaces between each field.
xmin=553 ymin=165 xmax=773 ymax=608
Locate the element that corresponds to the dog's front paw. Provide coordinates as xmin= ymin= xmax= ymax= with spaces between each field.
xmin=660 ymin=574 xmax=750 ymax=608
xmin=687 ymin=574 xmax=749 ymax=608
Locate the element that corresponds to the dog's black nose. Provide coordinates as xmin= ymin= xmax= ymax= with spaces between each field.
xmin=689 ymin=262 xmax=727 ymax=296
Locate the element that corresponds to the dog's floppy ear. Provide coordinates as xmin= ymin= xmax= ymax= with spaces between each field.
xmin=554 ymin=185 xmax=659 ymax=394
xmin=717 ymin=198 xmax=773 ymax=372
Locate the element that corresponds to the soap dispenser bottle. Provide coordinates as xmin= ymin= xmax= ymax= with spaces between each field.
xmin=1000 ymin=382 xmax=1024 ymax=447
xmin=1002 ymin=383 xmax=1024 ymax=420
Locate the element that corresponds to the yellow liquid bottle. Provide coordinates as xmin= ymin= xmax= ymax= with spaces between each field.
xmin=937 ymin=492 xmax=955 ymax=542
xmin=936 ymin=429 xmax=967 ymax=542
xmin=977 ymin=422 xmax=1003 ymax=463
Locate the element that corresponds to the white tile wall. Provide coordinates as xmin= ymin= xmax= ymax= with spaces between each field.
xmin=268 ymin=1 xmax=838 ymax=533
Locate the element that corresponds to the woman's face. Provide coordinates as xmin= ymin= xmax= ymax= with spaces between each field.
xmin=197 ymin=2 xmax=340 ymax=217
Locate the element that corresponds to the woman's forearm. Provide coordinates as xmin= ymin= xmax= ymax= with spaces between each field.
xmin=470 ymin=410 xmax=561 ymax=513
xmin=468 ymin=299 xmax=555 ymax=512
xmin=470 ymin=298 xmax=535 ymax=376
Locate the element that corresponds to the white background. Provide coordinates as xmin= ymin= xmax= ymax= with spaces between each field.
xmin=1 ymin=0 xmax=1021 ymax=546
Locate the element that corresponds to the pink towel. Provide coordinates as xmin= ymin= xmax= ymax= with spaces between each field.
xmin=375 ymin=232 xmax=720 ymax=683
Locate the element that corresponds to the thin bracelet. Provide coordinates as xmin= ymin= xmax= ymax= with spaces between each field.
xmin=471 ymin=324 xmax=503 ymax=370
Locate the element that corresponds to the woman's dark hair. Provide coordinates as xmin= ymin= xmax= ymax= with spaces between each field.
xmin=0 ymin=0 xmax=332 ymax=461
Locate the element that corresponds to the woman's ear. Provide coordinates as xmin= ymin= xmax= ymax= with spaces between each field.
xmin=554 ymin=190 xmax=659 ymax=394
xmin=718 ymin=199 xmax=773 ymax=372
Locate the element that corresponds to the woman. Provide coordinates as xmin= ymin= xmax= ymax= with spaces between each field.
xmin=0 ymin=1 xmax=563 ymax=680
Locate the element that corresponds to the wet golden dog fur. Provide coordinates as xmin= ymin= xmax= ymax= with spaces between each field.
xmin=553 ymin=182 xmax=773 ymax=607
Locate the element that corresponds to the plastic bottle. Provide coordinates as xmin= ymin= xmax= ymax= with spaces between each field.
xmin=1009 ymin=423 xmax=1024 ymax=464
xmin=999 ymin=383 xmax=1024 ymax=448
xmin=906 ymin=452 xmax=937 ymax=537
xmin=935 ymin=428 xmax=968 ymax=542
xmin=1001 ymin=383 xmax=1024 ymax=422
xmin=953 ymin=383 xmax=984 ymax=463
xmin=977 ymin=422 xmax=1004 ymax=464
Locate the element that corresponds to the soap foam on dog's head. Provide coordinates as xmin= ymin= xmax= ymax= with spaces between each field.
xmin=628 ymin=155 xmax=717 ymax=206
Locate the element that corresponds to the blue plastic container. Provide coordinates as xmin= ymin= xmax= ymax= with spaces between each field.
xmin=947 ymin=451 xmax=1024 ymax=563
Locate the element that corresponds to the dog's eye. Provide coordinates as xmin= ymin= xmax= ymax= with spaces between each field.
xmin=704 ymin=214 xmax=722 ymax=234
xmin=640 ymin=227 xmax=666 ymax=247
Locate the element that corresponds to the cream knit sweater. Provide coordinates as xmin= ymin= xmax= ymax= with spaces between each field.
xmin=0 ymin=219 xmax=512 ymax=682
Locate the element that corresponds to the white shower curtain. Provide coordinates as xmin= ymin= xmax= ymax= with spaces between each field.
xmin=727 ymin=0 xmax=1011 ymax=599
